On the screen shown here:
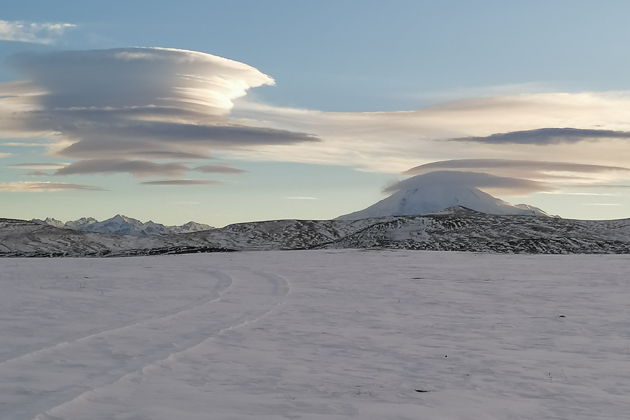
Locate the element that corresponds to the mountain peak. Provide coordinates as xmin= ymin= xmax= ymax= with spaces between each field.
xmin=32 ymin=215 xmax=213 ymax=236
xmin=110 ymin=214 xmax=135 ymax=223
xmin=338 ymin=171 xmax=548 ymax=220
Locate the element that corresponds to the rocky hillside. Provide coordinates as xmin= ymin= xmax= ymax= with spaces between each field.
xmin=3 ymin=207 xmax=630 ymax=256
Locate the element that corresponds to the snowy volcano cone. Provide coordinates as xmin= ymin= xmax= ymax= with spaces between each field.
xmin=338 ymin=171 xmax=548 ymax=219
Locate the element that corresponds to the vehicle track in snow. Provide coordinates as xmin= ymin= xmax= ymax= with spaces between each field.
xmin=31 ymin=270 xmax=291 ymax=420
xmin=0 ymin=269 xmax=232 ymax=366
xmin=0 ymin=269 xmax=289 ymax=420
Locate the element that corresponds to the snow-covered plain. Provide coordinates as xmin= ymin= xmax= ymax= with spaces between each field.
xmin=1 ymin=250 xmax=629 ymax=419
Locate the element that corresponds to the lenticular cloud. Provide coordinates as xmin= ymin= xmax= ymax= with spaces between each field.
xmin=10 ymin=47 xmax=274 ymax=116
xmin=0 ymin=47 xmax=317 ymax=175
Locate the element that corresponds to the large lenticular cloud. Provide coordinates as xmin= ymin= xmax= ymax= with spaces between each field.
xmin=384 ymin=171 xmax=552 ymax=196
xmin=0 ymin=47 xmax=318 ymax=176
xmin=10 ymin=47 xmax=274 ymax=115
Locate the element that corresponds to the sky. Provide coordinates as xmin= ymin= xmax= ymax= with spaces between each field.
xmin=2 ymin=0 xmax=630 ymax=226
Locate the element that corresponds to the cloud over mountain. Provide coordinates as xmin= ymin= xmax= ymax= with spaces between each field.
xmin=339 ymin=171 xmax=549 ymax=219
xmin=386 ymin=170 xmax=552 ymax=196
xmin=404 ymin=159 xmax=630 ymax=185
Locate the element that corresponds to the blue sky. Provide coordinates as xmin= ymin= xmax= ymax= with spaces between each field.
xmin=2 ymin=0 xmax=630 ymax=225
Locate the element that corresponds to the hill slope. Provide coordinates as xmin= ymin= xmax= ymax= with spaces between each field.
xmin=4 ymin=208 xmax=629 ymax=256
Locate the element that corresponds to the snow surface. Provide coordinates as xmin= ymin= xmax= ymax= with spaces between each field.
xmin=1 ymin=250 xmax=629 ymax=419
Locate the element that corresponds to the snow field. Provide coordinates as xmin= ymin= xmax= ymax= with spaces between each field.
xmin=1 ymin=250 xmax=629 ymax=419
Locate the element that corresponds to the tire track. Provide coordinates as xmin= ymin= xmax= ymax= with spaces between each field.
xmin=31 ymin=270 xmax=290 ymax=420
xmin=0 ymin=269 xmax=288 ymax=420
xmin=0 ymin=270 xmax=232 ymax=367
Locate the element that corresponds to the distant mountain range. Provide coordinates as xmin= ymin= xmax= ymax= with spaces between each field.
xmin=31 ymin=172 xmax=549 ymax=237
xmin=5 ymin=174 xmax=628 ymax=256
xmin=3 ymin=207 xmax=630 ymax=257
xmin=31 ymin=215 xmax=213 ymax=236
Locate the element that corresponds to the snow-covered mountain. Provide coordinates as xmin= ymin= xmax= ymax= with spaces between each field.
xmin=0 ymin=218 xmax=225 ymax=257
xmin=338 ymin=171 xmax=548 ymax=219
xmin=64 ymin=217 xmax=98 ymax=230
xmin=31 ymin=215 xmax=213 ymax=236
xmin=31 ymin=217 xmax=66 ymax=228
xmin=5 ymin=208 xmax=630 ymax=256
xmin=171 ymin=221 xmax=216 ymax=234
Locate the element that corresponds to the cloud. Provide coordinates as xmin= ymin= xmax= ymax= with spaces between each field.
xmin=0 ymin=181 xmax=104 ymax=192
xmin=540 ymin=191 xmax=617 ymax=196
xmin=404 ymin=159 xmax=630 ymax=184
xmin=127 ymin=151 xmax=212 ymax=159
xmin=0 ymin=153 xmax=10 ymax=158
xmin=453 ymin=128 xmax=630 ymax=145
xmin=385 ymin=171 xmax=552 ymax=196
xmin=3 ymin=46 xmax=630 ymax=195
xmin=0 ymin=20 xmax=75 ymax=44
xmin=7 ymin=162 xmax=67 ymax=169
xmin=55 ymin=159 xmax=189 ymax=177
xmin=0 ymin=142 xmax=49 ymax=147
xmin=561 ymin=184 xmax=630 ymax=190
xmin=0 ymin=47 xmax=318 ymax=175
xmin=194 ymin=164 xmax=246 ymax=174
xmin=9 ymin=48 xmax=273 ymax=114
xmin=140 ymin=179 xmax=220 ymax=186
xmin=403 ymin=159 xmax=630 ymax=194
xmin=55 ymin=123 xmax=317 ymax=159
xmin=231 ymin=92 xmax=630 ymax=174
xmin=285 ymin=196 xmax=318 ymax=200
xmin=25 ymin=171 xmax=51 ymax=177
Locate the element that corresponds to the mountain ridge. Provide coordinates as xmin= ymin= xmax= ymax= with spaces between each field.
xmin=31 ymin=215 xmax=214 ymax=236
xmin=4 ymin=209 xmax=630 ymax=257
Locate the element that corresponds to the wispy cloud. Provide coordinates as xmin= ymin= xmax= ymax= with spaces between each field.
xmin=285 ymin=196 xmax=318 ymax=200
xmin=55 ymin=159 xmax=189 ymax=177
xmin=0 ymin=142 xmax=49 ymax=147
xmin=7 ymin=162 xmax=67 ymax=169
xmin=564 ymin=184 xmax=630 ymax=189
xmin=232 ymin=92 xmax=630 ymax=175
xmin=194 ymin=164 xmax=246 ymax=174
xmin=0 ymin=181 xmax=104 ymax=192
xmin=0 ymin=153 xmax=10 ymax=158
xmin=25 ymin=170 xmax=51 ymax=177
xmin=0 ymin=19 xmax=75 ymax=44
xmin=140 ymin=180 xmax=220 ymax=186
xmin=453 ymin=128 xmax=630 ymax=145
xmin=540 ymin=191 xmax=618 ymax=196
